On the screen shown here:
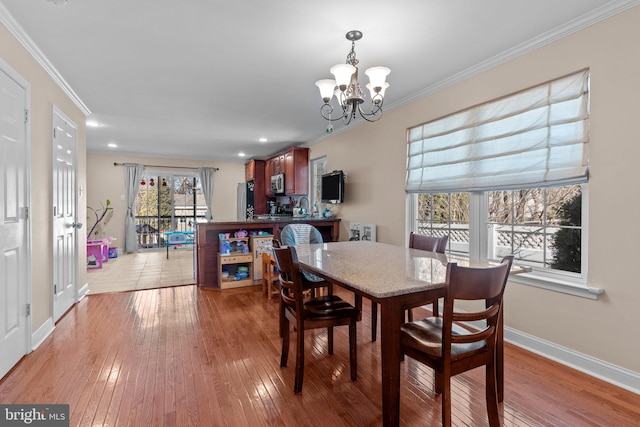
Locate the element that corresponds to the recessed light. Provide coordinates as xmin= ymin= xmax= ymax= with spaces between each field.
xmin=46 ymin=0 xmax=68 ymax=5
xmin=238 ymin=152 xmax=246 ymax=157
xmin=86 ymin=120 xmax=102 ymax=127
xmin=258 ymin=137 xmax=268 ymax=143
xmin=107 ymin=143 xmax=118 ymax=148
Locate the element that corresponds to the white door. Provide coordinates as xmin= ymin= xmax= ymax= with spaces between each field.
xmin=0 ymin=63 xmax=30 ymax=379
xmin=52 ymin=108 xmax=78 ymax=322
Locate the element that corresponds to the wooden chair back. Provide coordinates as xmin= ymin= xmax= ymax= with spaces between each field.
xmin=409 ymin=232 xmax=448 ymax=253
xmin=409 ymin=232 xmax=437 ymax=251
xmin=443 ymin=256 xmax=513 ymax=358
xmin=272 ymin=246 xmax=304 ymax=313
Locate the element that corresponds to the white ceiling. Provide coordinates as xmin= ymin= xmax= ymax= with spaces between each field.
xmin=1 ymin=0 xmax=637 ymax=162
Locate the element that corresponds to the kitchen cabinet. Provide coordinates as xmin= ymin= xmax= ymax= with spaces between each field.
xmin=283 ymin=147 xmax=309 ymax=195
xmin=263 ymin=147 xmax=309 ymax=196
xmin=265 ymin=158 xmax=274 ymax=197
xmin=245 ymin=160 xmax=267 ymax=215
xmin=245 ymin=160 xmax=256 ymax=181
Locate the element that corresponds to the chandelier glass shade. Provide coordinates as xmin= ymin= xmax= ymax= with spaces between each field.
xmin=315 ymin=30 xmax=390 ymax=124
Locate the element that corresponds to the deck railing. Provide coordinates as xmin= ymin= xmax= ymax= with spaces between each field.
xmin=417 ymin=221 xmax=565 ymax=268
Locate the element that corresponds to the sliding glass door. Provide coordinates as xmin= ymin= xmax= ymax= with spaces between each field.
xmin=134 ymin=174 xmax=206 ymax=249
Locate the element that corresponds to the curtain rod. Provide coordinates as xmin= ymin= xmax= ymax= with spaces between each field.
xmin=113 ymin=162 xmax=219 ymax=171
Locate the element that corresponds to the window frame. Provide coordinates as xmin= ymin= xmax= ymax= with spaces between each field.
xmin=310 ymin=156 xmax=327 ymax=211
xmin=408 ymin=184 xmax=602 ymax=300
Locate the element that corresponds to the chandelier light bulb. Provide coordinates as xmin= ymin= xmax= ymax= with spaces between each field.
xmin=315 ymin=79 xmax=336 ymax=103
xmin=365 ymin=66 xmax=391 ymax=90
xmin=330 ymin=64 xmax=356 ymax=91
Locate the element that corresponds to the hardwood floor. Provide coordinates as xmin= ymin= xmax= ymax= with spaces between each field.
xmin=1 ymin=285 xmax=638 ymax=426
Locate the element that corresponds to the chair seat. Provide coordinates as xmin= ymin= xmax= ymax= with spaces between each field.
xmin=303 ymin=295 xmax=360 ymax=319
xmin=401 ymin=317 xmax=487 ymax=358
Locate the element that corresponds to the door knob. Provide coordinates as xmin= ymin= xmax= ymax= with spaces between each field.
xmin=71 ymin=222 xmax=83 ymax=229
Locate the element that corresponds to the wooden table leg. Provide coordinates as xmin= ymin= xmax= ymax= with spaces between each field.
xmin=380 ymin=298 xmax=403 ymax=427
xmin=497 ymin=304 xmax=504 ymax=402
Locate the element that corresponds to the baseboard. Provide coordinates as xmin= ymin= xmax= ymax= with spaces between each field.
xmin=78 ymin=282 xmax=90 ymax=300
xmin=31 ymin=318 xmax=55 ymax=351
xmin=505 ymin=326 xmax=640 ymax=395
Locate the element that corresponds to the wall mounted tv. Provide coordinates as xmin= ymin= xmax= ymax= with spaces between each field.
xmin=321 ymin=170 xmax=345 ymax=204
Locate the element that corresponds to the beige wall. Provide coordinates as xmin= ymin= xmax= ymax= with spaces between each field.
xmin=310 ymin=6 xmax=640 ymax=374
xmin=1 ymin=24 xmax=87 ymax=332
xmin=86 ymin=153 xmax=245 ymax=248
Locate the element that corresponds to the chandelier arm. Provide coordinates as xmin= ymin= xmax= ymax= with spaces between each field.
xmin=320 ymin=103 xmax=348 ymax=122
xmin=356 ymin=103 xmax=383 ymax=122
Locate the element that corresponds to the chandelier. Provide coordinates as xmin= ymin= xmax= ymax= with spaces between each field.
xmin=315 ymin=30 xmax=390 ymax=127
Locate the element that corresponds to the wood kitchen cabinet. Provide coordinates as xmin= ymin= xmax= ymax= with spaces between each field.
xmin=284 ymin=147 xmax=308 ymax=195
xmin=245 ymin=160 xmax=257 ymax=182
xmin=264 ymin=158 xmax=274 ymax=197
xmin=245 ymin=160 xmax=267 ymax=215
xmin=263 ymin=146 xmax=309 ymax=196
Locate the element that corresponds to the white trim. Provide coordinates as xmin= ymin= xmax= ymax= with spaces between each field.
xmin=78 ymin=282 xmax=90 ymax=300
xmin=509 ymin=273 xmax=603 ymax=300
xmin=31 ymin=318 xmax=55 ymax=351
xmin=0 ymin=3 xmax=91 ymax=116
xmin=505 ymin=327 xmax=640 ymax=395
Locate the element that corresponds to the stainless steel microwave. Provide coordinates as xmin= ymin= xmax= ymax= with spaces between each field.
xmin=271 ymin=173 xmax=285 ymax=194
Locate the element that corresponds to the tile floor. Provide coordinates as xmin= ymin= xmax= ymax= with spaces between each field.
xmin=87 ymin=247 xmax=195 ymax=294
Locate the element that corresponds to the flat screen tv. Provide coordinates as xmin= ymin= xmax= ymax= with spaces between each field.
xmin=321 ymin=170 xmax=344 ymax=204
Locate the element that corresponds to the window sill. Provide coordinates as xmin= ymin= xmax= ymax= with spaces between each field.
xmin=509 ymin=270 xmax=603 ymax=300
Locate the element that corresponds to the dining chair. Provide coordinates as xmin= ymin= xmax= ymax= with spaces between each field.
xmin=280 ymin=223 xmax=332 ymax=296
xmin=399 ymin=255 xmax=513 ymax=427
xmin=370 ymin=233 xmax=449 ymax=341
xmin=272 ymin=246 xmax=360 ymax=394
xmin=261 ymin=251 xmax=279 ymax=298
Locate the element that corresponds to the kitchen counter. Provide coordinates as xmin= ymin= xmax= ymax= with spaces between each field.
xmin=195 ymin=218 xmax=340 ymax=289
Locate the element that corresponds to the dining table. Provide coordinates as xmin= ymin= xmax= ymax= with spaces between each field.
xmin=293 ymin=240 xmax=506 ymax=427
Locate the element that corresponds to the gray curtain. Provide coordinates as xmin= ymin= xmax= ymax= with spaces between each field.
xmin=198 ymin=167 xmax=216 ymax=221
xmin=124 ymin=163 xmax=144 ymax=253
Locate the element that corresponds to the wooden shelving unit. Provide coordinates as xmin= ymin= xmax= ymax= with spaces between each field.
xmin=218 ymin=237 xmax=253 ymax=289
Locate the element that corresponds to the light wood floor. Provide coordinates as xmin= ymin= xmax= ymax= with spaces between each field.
xmin=87 ymin=248 xmax=195 ymax=294
xmin=1 ymin=285 xmax=638 ymax=426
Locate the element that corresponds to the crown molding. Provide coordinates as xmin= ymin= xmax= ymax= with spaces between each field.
xmin=384 ymin=0 xmax=640 ymax=113
xmin=308 ymin=1 xmax=640 ymax=146
xmin=0 ymin=2 xmax=91 ymax=116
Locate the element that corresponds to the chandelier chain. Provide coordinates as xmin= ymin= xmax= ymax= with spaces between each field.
xmin=346 ymin=40 xmax=359 ymax=67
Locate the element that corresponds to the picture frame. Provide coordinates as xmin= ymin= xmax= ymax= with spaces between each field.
xmin=349 ymin=222 xmax=376 ymax=242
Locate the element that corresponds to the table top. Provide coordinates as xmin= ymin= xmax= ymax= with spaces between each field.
xmin=293 ymin=241 xmax=457 ymax=298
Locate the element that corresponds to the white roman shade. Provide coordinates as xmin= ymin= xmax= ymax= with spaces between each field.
xmin=406 ymin=69 xmax=590 ymax=193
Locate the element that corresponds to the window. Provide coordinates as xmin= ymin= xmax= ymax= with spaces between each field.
xmin=414 ymin=193 xmax=469 ymax=256
xmin=310 ymin=156 xmax=327 ymax=212
xmin=135 ymin=174 xmax=206 ymax=249
xmin=407 ymin=70 xmax=599 ymax=298
xmin=487 ymin=185 xmax=582 ymax=273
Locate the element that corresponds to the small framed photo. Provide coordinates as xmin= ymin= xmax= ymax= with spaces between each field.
xmin=349 ymin=222 xmax=376 ymax=242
